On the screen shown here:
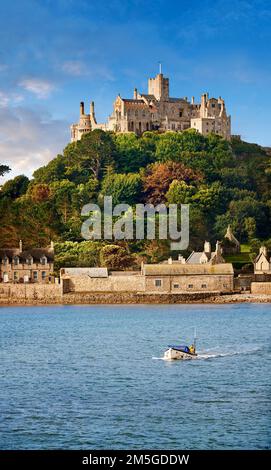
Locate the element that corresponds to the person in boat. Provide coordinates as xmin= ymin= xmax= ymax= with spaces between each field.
xmin=189 ymin=344 xmax=195 ymax=354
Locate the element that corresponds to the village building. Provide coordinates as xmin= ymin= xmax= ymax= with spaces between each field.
xmin=0 ymin=241 xmax=54 ymax=283
xmin=186 ymin=241 xmax=225 ymax=264
xmin=71 ymin=71 xmax=231 ymax=141
xmin=254 ymin=246 xmax=271 ymax=274
xmin=60 ymin=261 xmax=234 ymax=295
xmin=223 ymin=225 xmax=240 ymax=254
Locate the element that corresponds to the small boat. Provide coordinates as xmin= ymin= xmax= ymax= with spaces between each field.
xmin=163 ymin=330 xmax=198 ymax=360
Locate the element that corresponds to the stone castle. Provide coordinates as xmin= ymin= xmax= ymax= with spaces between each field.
xmin=71 ymin=71 xmax=231 ymax=141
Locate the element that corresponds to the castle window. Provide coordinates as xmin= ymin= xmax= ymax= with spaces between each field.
xmin=40 ymin=256 xmax=47 ymax=265
xmin=173 ymin=284 xmax=179 ymax=289
xmin=14 ymin=272 xmax=18 ymax=281
xmin=188 ymin=284 xmax=193 ymax=288
xmin=3 ymin=256 xmax=8 ymax=265
xmin=155 ymin=279 xmax=162 ymax=287
xmin=13 ymin=256 xmax=19 ymax=266
xmin=212 ymin=103 xmax=216 ymax=108
xmin=201 ymin=284 xmax=207 ymax=288
xmin=179 ymin=111 xmax=183 ymax=117
xmin=42 ymin=271 xmax=46 ymax=281
xmin=33 ymin=271 xmax=38 ymax=281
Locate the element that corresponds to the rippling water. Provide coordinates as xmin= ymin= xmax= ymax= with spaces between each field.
xmin=0 ymin=303 xmax=270 ymax=449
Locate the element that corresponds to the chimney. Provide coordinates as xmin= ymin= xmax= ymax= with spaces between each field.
xmin=50 ymin=240 xmax=54 ymax=252
xmin=80 ymin=101 xmax=84 ymax=116
xmin=90 ymin=101 xmax=95 ymax=115
xmin=134 ymin=88 xmax=138 ymax=99
xmin=178 ymin=254 xmax=186 ymax=264
xmin=191 ymin=96 xmax=195 ymax=104
xmin=168 ymin=257 xmax=173 ymax=265
xmin=204 ymin=241 xmax=211 ymax=254
xmin=19 ymin=240 xmax=23 ymax=253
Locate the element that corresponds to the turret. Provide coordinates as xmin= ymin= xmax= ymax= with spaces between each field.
xmin=134 ymin=88 xmax=138 ymax=99
xmin=19 ymin=240 xmax=23 ymax=253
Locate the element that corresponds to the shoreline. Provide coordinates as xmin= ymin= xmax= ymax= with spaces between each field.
xmin=0 ymin=293 xmax=271 ymax=307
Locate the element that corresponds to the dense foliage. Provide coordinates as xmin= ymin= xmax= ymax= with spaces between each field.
xmin=1 ymin=129 xmax=270 ymax=269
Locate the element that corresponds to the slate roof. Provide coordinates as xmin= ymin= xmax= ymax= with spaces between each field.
xmin=143 ymin=263 xmax=233 ymax=276
xmin=0 ymin=248 xmax=54 ymax=263
xmin=62 ymin=267 xmax=108 ymax=278
xmin=186 ymin=251 xmax=213 ymax=264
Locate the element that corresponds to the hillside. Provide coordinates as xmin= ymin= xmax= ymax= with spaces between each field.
xmin=0 ymin=129 xmax=270 ymax=269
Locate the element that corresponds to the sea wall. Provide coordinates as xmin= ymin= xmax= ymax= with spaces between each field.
xmin=0 ymin=284 xmax=62 ymax=302
xmin=67 ymin=274 xmax=145 ymax=292
xmin=251 ymin=282 xmax=271 ymax=295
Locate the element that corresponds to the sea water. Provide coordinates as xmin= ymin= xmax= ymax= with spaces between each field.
xmin=0 ymin=303 xmax=270 ymax=449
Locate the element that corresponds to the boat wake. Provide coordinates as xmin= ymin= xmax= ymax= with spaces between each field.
xmin=197 ymin=345 xmax=262 ymax=360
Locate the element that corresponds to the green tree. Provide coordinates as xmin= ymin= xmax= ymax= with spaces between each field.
xmin=64 ymin=130 xmax=115 ymax=182
xmin=50 ymin=180 xmax=77 ymax=223
xmin=0 ymin=175 xmax=29 ymax=199
xmin=101 ymin=171 xmax=142 ymax=205
xmin=33 ymin=154 xmax=66 ymax=183
xmin=100 ymin=244 xmax=135 ymax=269
xmin=0 ymin=164 xmax=11 ymax=177
xmin=166 ymin=180 xmax=196 ymax=204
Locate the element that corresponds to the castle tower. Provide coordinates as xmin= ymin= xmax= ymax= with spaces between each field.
xmin=148 ymin=73 xmax=169 ymax=101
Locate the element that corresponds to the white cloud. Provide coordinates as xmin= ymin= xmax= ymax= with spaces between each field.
xmin=0 ymin=91 xmax=24 ymax=108
xmin=62 ymin=60 xmax=85 ymax=76
xmin=0 ymin=105 xmax=69 ymax=182
xmin=19 ymin=78 xmax=55 ymax=99
xmin=61 ymin=60 xmax=114 ymax=81
xmin=0 ymin=91 xmax=9 ymax=107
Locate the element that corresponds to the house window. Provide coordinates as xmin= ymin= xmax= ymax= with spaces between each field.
xmin=173 ymin=284 xmax=179 ymax=288
xmin=40 ymin=256 xmax=47 ymax=265
xmin=33 ymin=271 xmax=38 ymax=281
xmin=188 ymin=284 xmax=193 ymax=288
xmin=201 ymin=284 xmax=207 ymax=288
xmin=42 ymin=271 xmax=46 ymax=281
xmin=14 ymin=272 xmax=18 ymax=281
xmin=155 ymin=279 xmax=162 ymax=287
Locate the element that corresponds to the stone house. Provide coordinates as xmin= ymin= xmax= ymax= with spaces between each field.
xmin=254 ymin=246 xmax=271 ymax=274
xmin=142 ymin=263 xmax=234 ymax=293
xmin=71 ymin=71 xmax=231 ymax=141
xmin=223 ymin=225 xmax=240 ymax=254
xmin=186 ymin=241 xmax=225 ymax=265
xmin=0 ymin=241 xmax=54 ymax=283
xmin=60 ymin=261 xmax=234 ymax=294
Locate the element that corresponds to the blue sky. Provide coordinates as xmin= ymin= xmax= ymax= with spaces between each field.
xmin=0 ymin=0 xmax=271 ymax=181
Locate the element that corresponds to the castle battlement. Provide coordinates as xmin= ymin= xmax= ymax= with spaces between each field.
xmin=70 ymin=72 xmax=231 ymax=142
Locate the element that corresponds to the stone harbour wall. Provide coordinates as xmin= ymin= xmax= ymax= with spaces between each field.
xmin=67 ymin=274 xmax=146 ymax=292
xmin=0 ymin=284 xmax=62 ymax=302
xmin=251 ymin=282 xmax=271 ymax=295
